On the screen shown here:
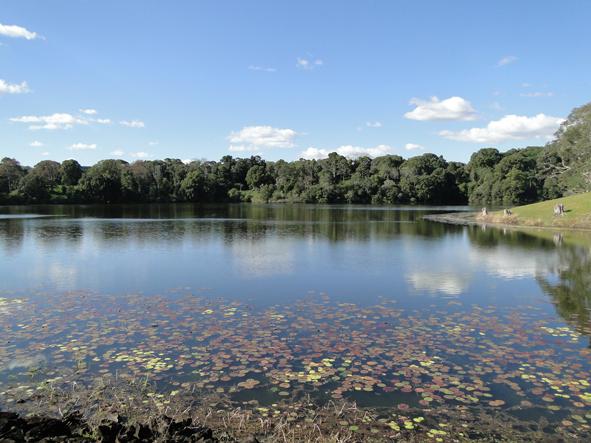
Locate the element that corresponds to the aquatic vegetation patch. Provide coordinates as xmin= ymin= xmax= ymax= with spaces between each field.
xmin=0 ymin=297 xmax=24 ymax=315
xmin=0 ymin=289 xmax=590 ymax=440
xmin=111 ymin=350 xmax=174 ymax=373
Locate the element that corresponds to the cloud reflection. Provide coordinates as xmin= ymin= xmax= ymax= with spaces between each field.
xmin=230 ymin=239 xmax=295 ymax=278
xmin=469 ymin=246 xmax=562 ymax=279
xmin=407 ymin=272 xmax=468 ymax=295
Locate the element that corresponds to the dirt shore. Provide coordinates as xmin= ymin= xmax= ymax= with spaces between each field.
xmin=0 ymin=410 xmax=221 ymax=443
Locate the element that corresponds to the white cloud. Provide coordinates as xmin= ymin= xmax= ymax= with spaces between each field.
xmin=69 ymin=143 xmax=96 ymax=151
xmin=13 ymin=110 xmax=113 ymax=130
xmin=110 ymin=149 xmax=125 ymax=157
xmin=366 ymin=121 xmax=382 ymax=128
xmin=181 ymin=159 xmax=194 ymax=165
xmin=148 ymin=141 xmax=159 ymax=146
xmin=300 ymin=147 xmax=330 ymax=159
xmin=405 ymin=143 xmax=424 ymax=151
xmin=40 ymin=151 xmax=49 ymax=156
xmin=404 ymin=96 xmax=477 ymax=121
xmin=30 ymin=140 xmax=44 ymax=147
xmin=248 ymin=65 xmax=277 ymax=73
xmin=301 ymin=144 xmax=393 ymax=160
xmin=120 ymin=119 xmax=145 ymax=128
xmin=10 ymin=113 xmax=89 ymax=130
xmin=439 ymin=113 xmax=564 ymax=143
xmin=296 ymin=57 xmax=323 ymax=70
xmin=78 ymin=109 xmax=111 ymax=124
xmin=497 ymin=55 xmax=518 ymax=67
xmin=0 ymin=23 xmax=38 ymax=40
xmin=300 ymin=148 xmax=328 ymax=159
xmin=130 ymin=151 xmax=150 ymax=158
xmin=0 ymin=79 xmax=29 ymax=95
xmin=228 ymin=125 xmax=298 ymax=152
xmin=520 ymin=91 xmax=554 ymax=98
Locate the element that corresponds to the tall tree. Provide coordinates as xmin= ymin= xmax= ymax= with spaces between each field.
xmin=0 ymin=158 xmax=25 ymax=196
xmin=60 ymin=159 xmax=83 ymax=186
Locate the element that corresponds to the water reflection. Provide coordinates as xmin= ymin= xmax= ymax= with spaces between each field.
xmin=1 ymin=204 xmax=591 ymax=439
xmin=537 ymin=246 xmax=591 ymax=337
xmin=0 ymin=203 xmax=465 ymax=244
xmin=34 ymin=223 xmax=84 ymax=247
xmin=0 ymin=219 xmax=24 ymax=254
xmin=406 ymin=272 xmax=468 ymax=295
xmin=468 ymin=244 xmax=562 ymax=279
xmin=0 ymin=204 xmax=591 ymax=337
xmin=467 ymin=225 xmax=591 ymax=338
xmin=230 ymin=238 xmax=296 ymax=278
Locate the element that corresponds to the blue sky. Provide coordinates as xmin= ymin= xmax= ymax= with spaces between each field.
xmin=1 ymin=0 xmax=589 ymax=166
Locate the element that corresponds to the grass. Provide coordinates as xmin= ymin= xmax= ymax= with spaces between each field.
xmin=484 ymin=192 xmax=591 ymax=229
xmin=3 ymin=375 xmax=555 ymax=442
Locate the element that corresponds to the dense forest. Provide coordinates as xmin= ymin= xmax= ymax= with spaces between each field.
xmin=1 ymin=102 xmax=590 ymax=206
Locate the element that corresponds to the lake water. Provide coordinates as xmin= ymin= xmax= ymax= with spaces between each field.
xmin=1 ymin=204 xmax=590 ymax=437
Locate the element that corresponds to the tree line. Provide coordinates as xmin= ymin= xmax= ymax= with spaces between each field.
xmin=1 ymin=102 xmax=589 ymax=206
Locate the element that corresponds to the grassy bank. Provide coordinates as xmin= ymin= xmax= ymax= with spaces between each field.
xmin=464 ymin=192 xmax=591 ymax=230
xmin=424 ymin=192 xmax=591 ymax=247
xmin=479 ymin=192 xmax=591 ymax=229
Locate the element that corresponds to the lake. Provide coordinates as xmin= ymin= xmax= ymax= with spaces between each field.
xmin=1 ymin=204 xmax=590 ymax=438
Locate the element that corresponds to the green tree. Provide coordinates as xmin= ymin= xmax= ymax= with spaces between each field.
xmin=541 ymin=103 xmax=591 ymax=194
xmin=79 ymin=160 xmax=125 ymax=202
xmin=60 ymin=159 xmax=83 ymax=186
xmin=33 ymin=161 xmax=62 ymax=187
xmin=319 ymin=153 xmax=351 ymax=185
xmin=0 ymin=158 xmax=25 ymax=196
xmin=399 ymin=154 xmax=452 ymax=203
xmin=16 ymin=161 xmax=62 ymax=202
xmin=245 ymin=163 xmax=272 ymax=189
xmin=3 ymin=101 xmax=591 ymax=206
xmin=180 ymin=164 xmax=217 ymax=202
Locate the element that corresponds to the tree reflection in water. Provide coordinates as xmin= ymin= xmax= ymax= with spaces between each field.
xmin=537 ymin=243 xmax=591 ymax=344
xmin=465 ymin=224 xmax=591 ymax=342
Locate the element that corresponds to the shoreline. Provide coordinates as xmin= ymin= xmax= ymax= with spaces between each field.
xmin=424 ymin=211 xmax=591 ymax=233
xmin=1 ymin=378 xmax=578 ymax=443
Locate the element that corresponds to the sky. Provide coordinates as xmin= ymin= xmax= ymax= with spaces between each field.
xmin=1 ymin=0 xmax=590 ymax=166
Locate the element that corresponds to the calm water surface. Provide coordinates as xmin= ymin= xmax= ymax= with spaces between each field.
xmin=0 ymin=204 xmax=571 ymax=305
xmin=1 ymin=204 xmax=590 ymax=436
